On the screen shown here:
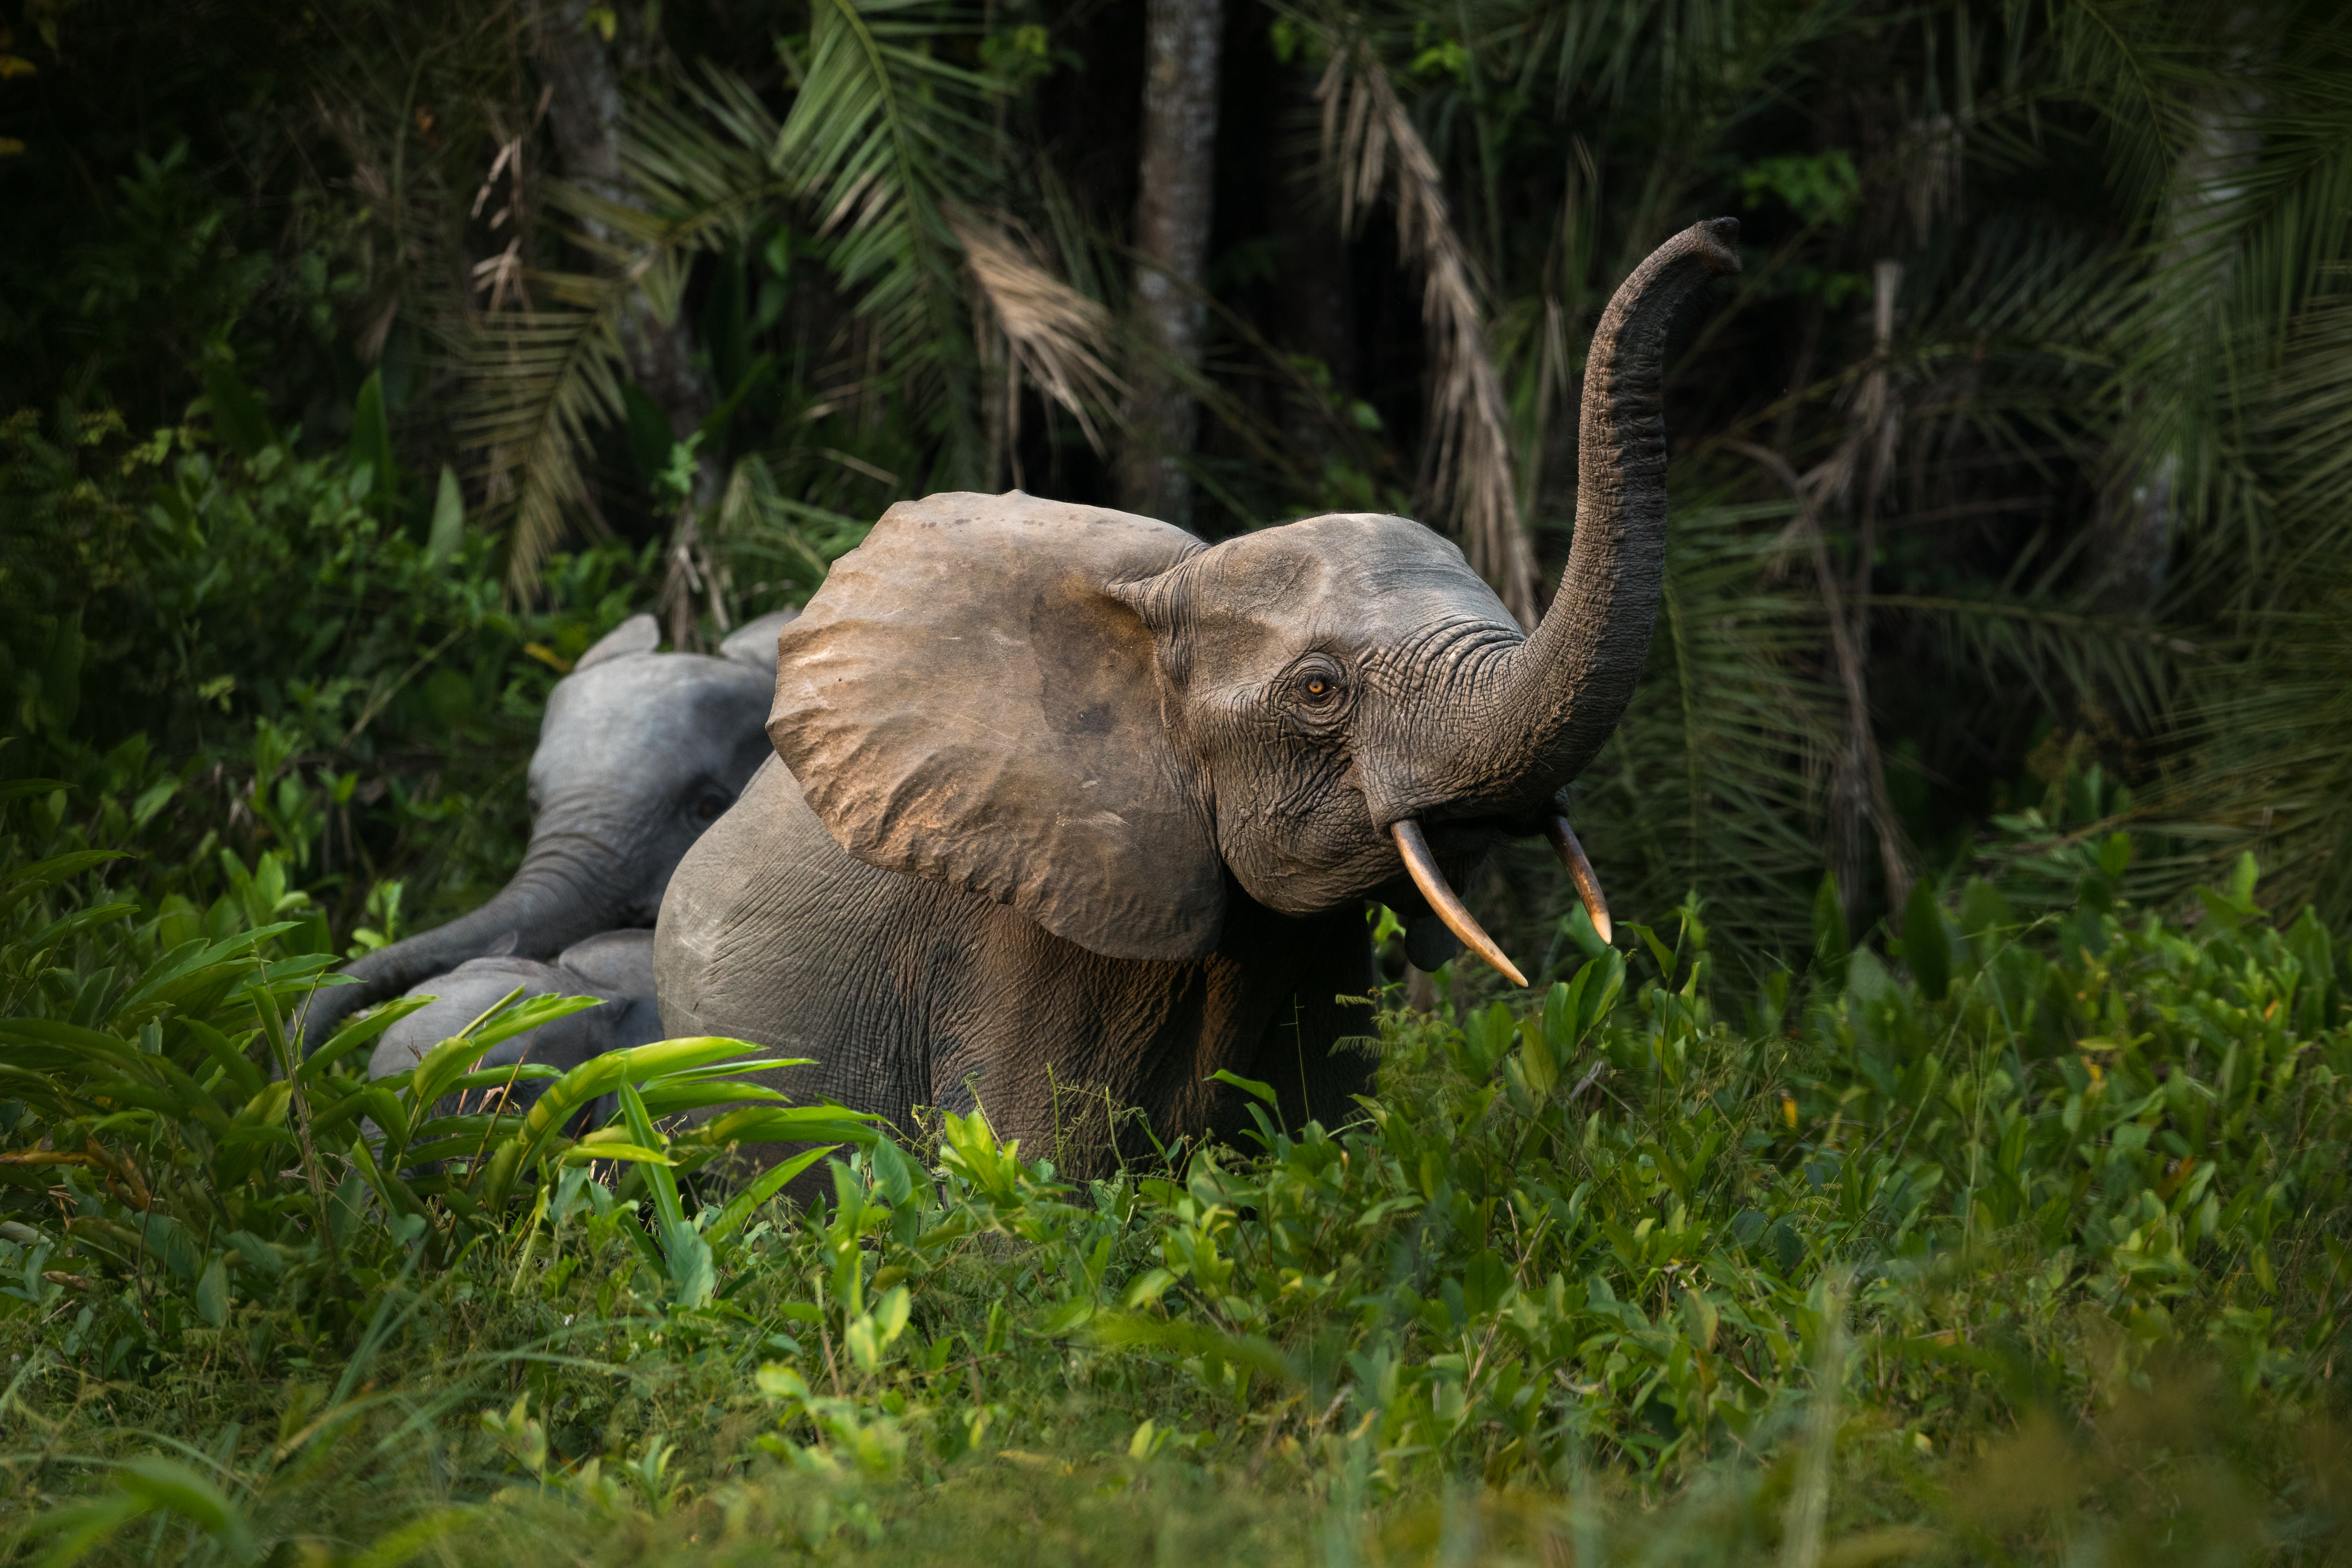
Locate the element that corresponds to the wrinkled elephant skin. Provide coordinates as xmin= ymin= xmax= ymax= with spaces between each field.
xmin=658 ymin=220 xmax=1743 ymax=1177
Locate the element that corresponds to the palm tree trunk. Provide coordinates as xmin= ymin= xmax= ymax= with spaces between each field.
xmin=1116 ymin=0 xmax=1223 ymax=527
xmin=533 ymin=1 xmax=722 ymax=640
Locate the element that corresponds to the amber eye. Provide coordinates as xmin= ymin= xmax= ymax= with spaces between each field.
xmin=1298 ymin=667 xmax=1342 ymax=705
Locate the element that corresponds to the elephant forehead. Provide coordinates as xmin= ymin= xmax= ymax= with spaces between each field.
xmin=1176 ymin=513 xmax=1518 ymax=653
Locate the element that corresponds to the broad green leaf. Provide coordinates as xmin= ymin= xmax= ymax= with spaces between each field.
xmin=1902 ymin=878 xmax=1952 ymax=1002
xmin=1812 ymin=872 xmax=1849 ymax=986
xmin=194 ymin=1254 xmax=230 ymax=1327
xmin=1209 ymin=1069 xmax=1278 ymax=1105
xmin=558 ymin=1142 xmax=675 ymax=1166
xmin=705 ymin=1144 xmax=837 ymax=1242
xmin=427 ymin=464 xmax=467 ymax=562
xmin=300 ymin=994 xmax=436 ymax=1083
xmin=115 ymin=1457 xmax=255 ymax=1558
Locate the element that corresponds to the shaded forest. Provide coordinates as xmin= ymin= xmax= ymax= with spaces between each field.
xmin=7 ymin=0 xmax=2350 ymax=970
xmin=3 ymin=7 xmax=2351 ymax=1562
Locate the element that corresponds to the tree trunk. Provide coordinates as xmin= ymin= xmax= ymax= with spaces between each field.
xmin=1116 ymin=0 xmax=1223 ymax=527
xmin=533 ymin=1 xmax=723 ymax=643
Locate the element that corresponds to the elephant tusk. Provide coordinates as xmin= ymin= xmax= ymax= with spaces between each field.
xmin=1390 ymin=820 xmax=1528 ymax=988
xmin=1544 ymin=815 xmax=1613 ymax=945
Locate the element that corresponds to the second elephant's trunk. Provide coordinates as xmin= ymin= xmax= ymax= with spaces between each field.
xmin=293 ymin=846 xmax=619 ymax=1052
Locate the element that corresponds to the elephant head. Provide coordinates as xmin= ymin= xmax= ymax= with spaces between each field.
xmin=297 ymin=609 xmax=797 ymax=1049
xmin=766 ymin=219 xmax=1739 ymax=982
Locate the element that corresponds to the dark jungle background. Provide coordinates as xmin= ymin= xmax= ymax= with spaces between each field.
xmin=2 ymin=2 xmax=2349 ymax=1564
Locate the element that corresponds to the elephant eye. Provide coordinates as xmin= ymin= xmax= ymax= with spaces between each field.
xmin=1296 ymin=665 xmax=1344 ymax=706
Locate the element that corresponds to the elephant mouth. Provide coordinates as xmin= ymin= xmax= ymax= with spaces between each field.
xmin=1388 ymin=809 xmax=1611 ymax=989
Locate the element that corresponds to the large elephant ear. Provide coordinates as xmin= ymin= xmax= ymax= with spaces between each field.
xmin=769 ymin=492 xmax=1220 ymax=961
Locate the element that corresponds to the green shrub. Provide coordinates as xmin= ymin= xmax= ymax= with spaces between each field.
xmin=2 ymin=792 xmax=2346 ymax=1562
xmin=0 ymin=399 xmax=649 ymax=937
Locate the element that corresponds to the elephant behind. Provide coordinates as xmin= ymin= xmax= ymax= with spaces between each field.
xmin=656 ymin=219 xmax=1742 ymax=1177
xmin=297 ymin=607 xmax=796 ymax=1058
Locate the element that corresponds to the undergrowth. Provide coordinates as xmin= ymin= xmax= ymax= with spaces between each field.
xmin=2 ymin=771 xmax=2348 ymax=1566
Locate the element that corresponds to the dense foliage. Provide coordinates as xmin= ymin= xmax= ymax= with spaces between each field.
xmin=0 ymin=399 xmax=655 ymax=941
xmin=4 ymin=0 xmax=2350 ymax=1561
xmin=8 ymin=0 xmax=2351 ymax=953
xmin=3 ymin=776 xmax=2348 ymax=1561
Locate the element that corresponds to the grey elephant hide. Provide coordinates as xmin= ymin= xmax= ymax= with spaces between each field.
xmin=658 ymin=220 xmax=1741 ymax=1194
xmin=368 ymin=930 xmax=664 ymax=1125
xmin=296 ymin=607 xmax=797 ymax=1055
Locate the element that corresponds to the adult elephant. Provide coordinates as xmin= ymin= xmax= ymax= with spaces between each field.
xmin=295 ymin=608 xmax=796 ymax=1052
xmin=657 ymin=219 xmax=1739 ymax=1170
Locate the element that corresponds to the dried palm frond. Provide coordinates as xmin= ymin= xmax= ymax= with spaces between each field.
xmin=949 ymin=209 xmax=1123 ymax=472
xmin=1314 ymin=37 xmax=1538 ymax=628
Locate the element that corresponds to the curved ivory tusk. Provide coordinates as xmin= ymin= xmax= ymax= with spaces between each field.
xmin=1544 ymin=815 xmax=1614 ymax=946
xmin=1391 ymin=819 xmax=1528 ymax=988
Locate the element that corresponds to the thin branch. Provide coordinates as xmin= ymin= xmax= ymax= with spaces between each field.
xmin=1727 ymin=439 xmax=1912 ymax=917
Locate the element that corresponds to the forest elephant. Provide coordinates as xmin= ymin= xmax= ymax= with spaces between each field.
xmin=295 ymin=607 xmax=797 ymax=1056
xmin=656 ymin=218 xmax=1741 ymax=1172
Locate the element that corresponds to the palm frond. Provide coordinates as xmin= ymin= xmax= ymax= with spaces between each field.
xmin=711 ymin=453 xmax=874 ymax=606
xmin=457 ymin=4 xmax=1012 ymax=591
xmin=950 ymin=209 xmax=1122 ymax=456
xmin=2126 ymin=290 xmax=2352 ymax=914
xmin=1561 ymin=498 xmax=1846 ymax=971
xmin=772 ymin=0 xmax=995 ymax=474
xmin=452 ymin=286 xmax=634 ymax=594
xmin=1314 ymin=30 xmax=1538 ymax=627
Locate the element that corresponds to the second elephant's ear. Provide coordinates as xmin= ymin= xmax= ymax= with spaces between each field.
xmin=576 ymin=613 xmax=659 ymax=670
xmin=769 ymin=492 xmax=1219 ymax=961
xmin=718 ymin=607 xmax=800 ymax=676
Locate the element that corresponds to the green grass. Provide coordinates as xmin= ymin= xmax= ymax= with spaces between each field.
xmin=2 ymin=803 xmax=2348 ymax=1564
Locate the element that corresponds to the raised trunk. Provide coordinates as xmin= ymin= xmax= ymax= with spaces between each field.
xmin=1114 ymin=0 xmax=1223 ymax=527
xmin=295 ymin=852 xmax=614 ymax=1052
xmin=1473 ymin=218 xmax=1740 ymax=799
